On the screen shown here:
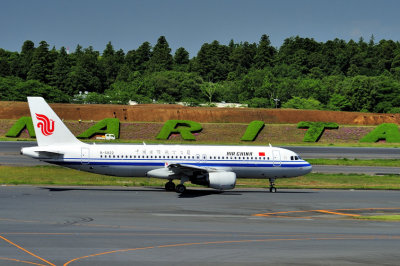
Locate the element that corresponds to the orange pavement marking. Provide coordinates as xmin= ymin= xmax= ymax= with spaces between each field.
xmin=315 ymin=210 xmax=360 ymax=217
xmin=253 ymin=207 xmax=400 ymax=217
xmin=63 ymin=236 xmax=400 ymax=265
xmin=0 ymin=257 xmax=47 ymax=266
xmin=0 ymin=235 xmax=56 ymax=266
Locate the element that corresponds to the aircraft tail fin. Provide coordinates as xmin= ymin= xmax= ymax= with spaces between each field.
xmin=27 ymin=97 xmax=82 ymax=146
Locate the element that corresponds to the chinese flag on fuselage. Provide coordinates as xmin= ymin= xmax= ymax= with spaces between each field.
xmin=259 ymin=152 xmax=265 ymax=156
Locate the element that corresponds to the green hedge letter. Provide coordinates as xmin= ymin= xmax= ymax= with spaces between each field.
xmin=6 ymin=117 xmax=36 ymax=138
xmin=156 ymin=120 xmax=202 ymax=140
xmin=298 ymin=121 xmax=339 ymax=142
xmin=77 ymin=118 xmax=120 ymax=139
xmin=241 ymin=120 xmax=265 ymax=141
xmin=360 ymin=123 xmax=400 ymax=143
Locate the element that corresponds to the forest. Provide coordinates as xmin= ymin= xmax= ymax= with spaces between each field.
xmin=0 ymin=35 xmax=400 ymax=113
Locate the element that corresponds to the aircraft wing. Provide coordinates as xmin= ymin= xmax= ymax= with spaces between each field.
xmin=148 ymin=163 xmax=232 ymax=180
xmin=168 ymin=163 xmax=219 ymax=175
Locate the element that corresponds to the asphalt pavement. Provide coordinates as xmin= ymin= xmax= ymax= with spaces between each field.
xmin=1 ymin=186 xmax=400 ymax=265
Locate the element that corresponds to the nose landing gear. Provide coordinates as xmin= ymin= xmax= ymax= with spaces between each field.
xmin=269 ymin=178 xmax=277 ymax=193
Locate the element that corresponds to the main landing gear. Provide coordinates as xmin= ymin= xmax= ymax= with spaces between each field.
xmin=165 ymin=180 xmax=175 ymax=191
xmin=175 ymin=184 xmax=186 ymax=193
xmin=269 ymin=178 xmax=277 ymax=193
xmin=164 ymin=179 xmax=187 ymax=193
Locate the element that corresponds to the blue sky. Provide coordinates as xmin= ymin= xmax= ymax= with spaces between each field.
xmin=1 ymin=0 xmax=400 ymax=57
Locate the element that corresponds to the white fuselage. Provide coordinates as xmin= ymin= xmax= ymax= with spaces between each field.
xmin=22 ymin=143 xmax=312 ymax=179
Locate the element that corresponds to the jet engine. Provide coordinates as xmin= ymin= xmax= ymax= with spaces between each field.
xmin=191 ymin=171 xmax=236 ymax=190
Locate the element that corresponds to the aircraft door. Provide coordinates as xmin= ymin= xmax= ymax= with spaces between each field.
xmin=81 ymin=147 xmax=90 ymax=164
xmin=272 ymin=150 xmax=281 ymax=167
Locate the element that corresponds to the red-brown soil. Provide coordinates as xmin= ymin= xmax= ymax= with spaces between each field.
xmin=0 ymin=101 xmax=399 ymax=125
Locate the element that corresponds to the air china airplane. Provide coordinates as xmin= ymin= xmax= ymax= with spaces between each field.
xmin=21 ymin=97 xmax=312 ymax=193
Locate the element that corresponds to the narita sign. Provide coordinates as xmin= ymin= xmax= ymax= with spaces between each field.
xmin=4 ymin=117 xmax=400 ymax=143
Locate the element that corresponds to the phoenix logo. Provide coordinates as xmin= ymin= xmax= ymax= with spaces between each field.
xmin=35 ymin=113 xmax=55 ymax=136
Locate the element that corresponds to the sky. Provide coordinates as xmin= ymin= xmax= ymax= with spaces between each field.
xmin=1 ymin=0 xmax=400 ymax=57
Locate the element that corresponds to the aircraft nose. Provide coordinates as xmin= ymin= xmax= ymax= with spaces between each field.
xmin=303 ymin=162 xmax=312 ymax=174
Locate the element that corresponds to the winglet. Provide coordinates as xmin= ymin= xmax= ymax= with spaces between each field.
xmin=27 ymin=97 xmax=82 ymax=146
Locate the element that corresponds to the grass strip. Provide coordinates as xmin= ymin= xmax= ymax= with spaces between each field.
xmin=1 ymin=166 xmax=400 ymax=190
xmin=307 ymin=158 xmax=400 ymax=167
xmin=355 ymin=215 xmax=400 ymax=221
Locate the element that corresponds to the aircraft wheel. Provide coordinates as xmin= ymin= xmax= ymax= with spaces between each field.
xmin=270 ymin=187 xmax=277 ymax=193
xmin=175 ymin=184 xmax=186 ymax=193
xmin=165 ymin=181 xmax=175 ymax=191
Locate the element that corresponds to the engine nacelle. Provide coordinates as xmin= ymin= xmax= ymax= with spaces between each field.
xmin=208 ymin=172 xmax=236 ymax=190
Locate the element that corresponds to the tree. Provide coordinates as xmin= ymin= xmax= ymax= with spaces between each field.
xmin=135 ymin=41 xmax=152 ymax=72
xmin=101 ymin=42 xmax=124 ymax=88
xmin=194 ymin=40 xmax=230 ymax=81
xmin=200 ymin=82 xmax=219 ymax=105
xmin=282 ymin=97 xmax=323 ymax=110
xmin=147 ymin=36 xmax=173 ymax=72
xmin=16 ymin=40 xmax=35 ymax=79
xmin=0 ymin=49 xmax=11 ymax=77
xmin=342 ymin=75 xmax=377 ymax=112
xmin=254 ymin=34 xmax=276 ymax=69
xmin=326 ymin=93 xmax=351 ymax=111
xmin=49 ymin=47 xmax=72 ymax=95
xmin=229 ymin=41 xmax=257 ymax=77
xmin=27 ymin=41 xmax=52 ymax=83
xmin=174 ymin=47 xmax=189 ymax=71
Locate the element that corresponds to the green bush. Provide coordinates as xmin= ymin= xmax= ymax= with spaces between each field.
xmin=241 ymin=120 xmax=265 ymax=141
xmin=77 ymin=118 xmax=120 ymax=139
xmin=360 ymin=123 xmax=400 ymax=143
xmin=6 ymin=117 xmax=36 ymax=138
xmin=156 ymin=120 xmax=202 ymax=140
xmin=298 ymin=121 xmax=339 ymax=142
xmin=282 ymin=97 xmax=324 ymax=110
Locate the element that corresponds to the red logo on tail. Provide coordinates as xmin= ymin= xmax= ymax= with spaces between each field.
xmin=35 ymin=113 xmax=55 ymax=136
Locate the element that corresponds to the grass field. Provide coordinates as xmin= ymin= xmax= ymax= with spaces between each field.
xmin=1 ymin=165 xmax=400 ymax=190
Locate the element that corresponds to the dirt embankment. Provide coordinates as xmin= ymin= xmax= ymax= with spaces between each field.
xmin=0 ymin=101 xmax=399 ymax=125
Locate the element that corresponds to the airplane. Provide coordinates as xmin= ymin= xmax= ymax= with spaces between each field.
xmin=21 ymin=97 xmax=312 ymax=193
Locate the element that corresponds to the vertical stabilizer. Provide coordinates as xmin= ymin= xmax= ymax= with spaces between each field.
xmin=28 ymin=97 xmax=81 ymax=146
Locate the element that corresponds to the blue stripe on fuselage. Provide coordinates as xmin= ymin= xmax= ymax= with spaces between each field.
xmin=50 ymin=158 xmax=311 ymax=168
